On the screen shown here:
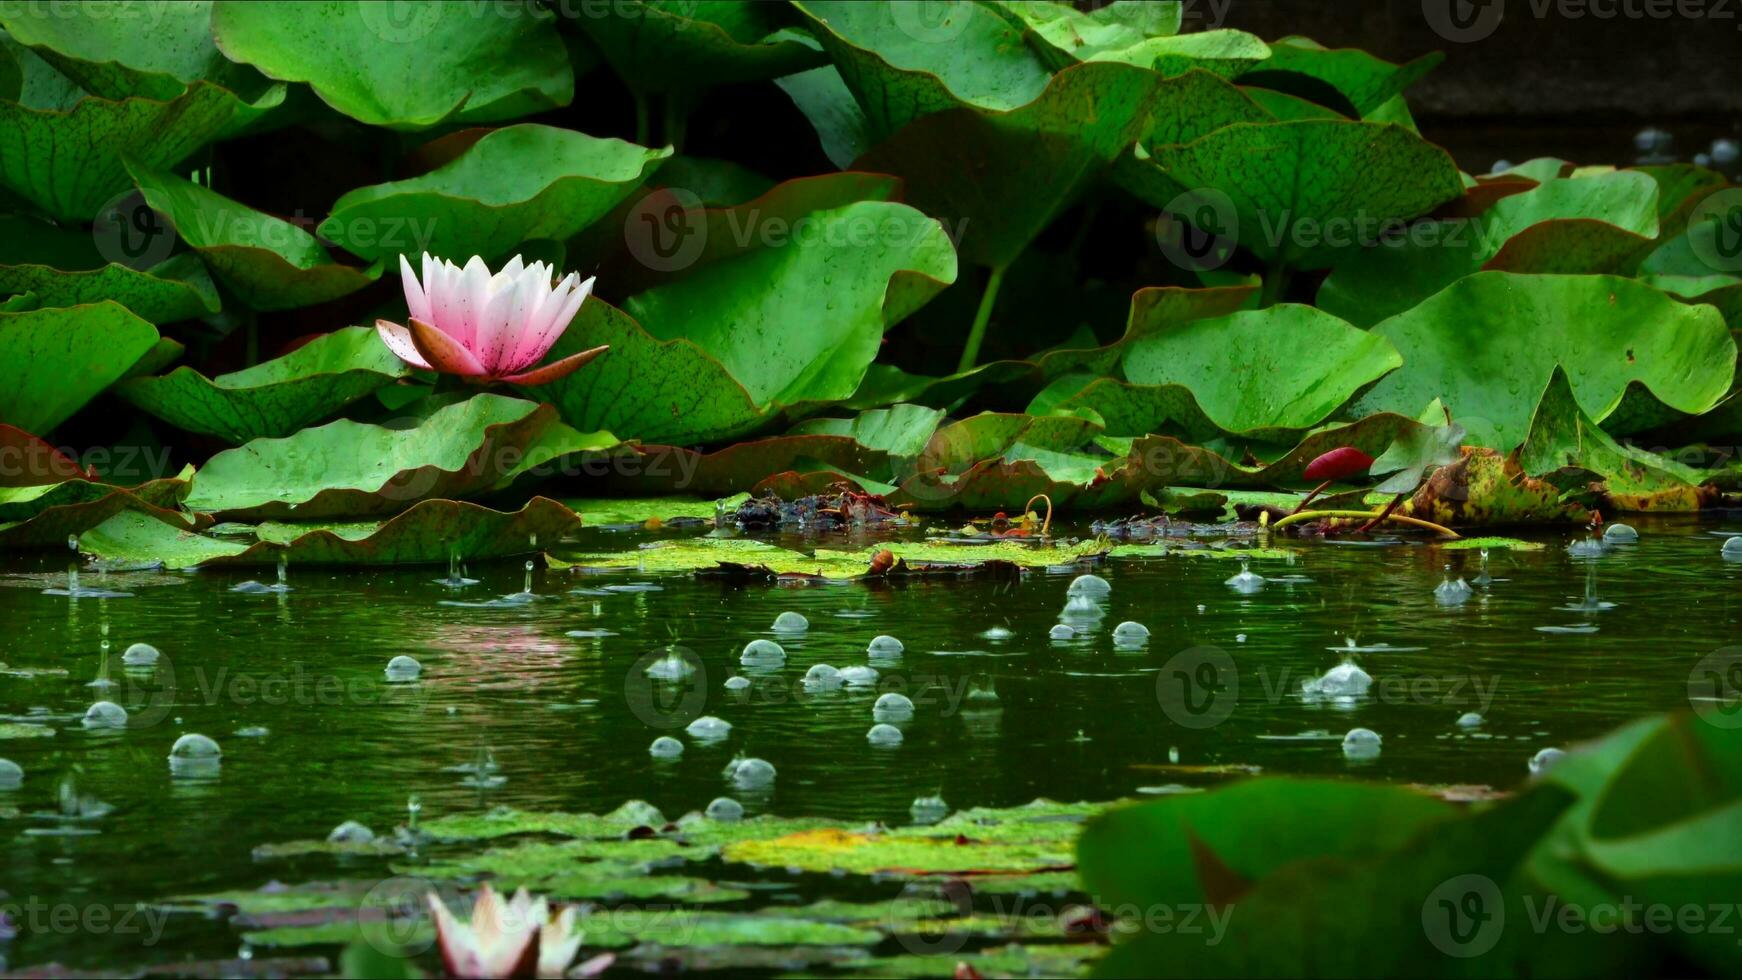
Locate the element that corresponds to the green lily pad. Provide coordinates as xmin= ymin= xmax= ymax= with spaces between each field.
xmin=1136 ymin=119 xmax=1463 ymax=269
xmin=419 ymin=801 xmax=670 ymax=842
xmin=321 ymin=124 xmax=671 ymax=263
xmin=1240 ymin=36 xmax=1440 ymax=117
xmin=117 ymin=326 xmax=410 ymax=443
xmin=129 ymin=162 xmax=378 ymax=311
xmin=588 ymin=437 xmax=897 ymax=498
xmin=1009 ymin=1 xmax=1268 ymax=77
xmin=0 ymin=467 xmax=188 ymax=522
xmin=1518 ymin=367 xmax=1708 ymax=511
xmin=0 ymin=423 xmax=89 ymax=487
xmin=787 ymin=404 xmax=948 ymax=459
xmin=565 ymin=0 xmax=824 ymax=93
xmin=1318 ymin=169 xmax=1663 ymax=326
xmin=1354 ymin=272 xmax=1737 ymax=447
xmin=0 ymin=722 xmax=54 ymax=739
xmin=562 ymin=496 xmax=742 ymax=526
xmin=0 ymin=218 xmax=219 ymax=323
xmin=0 ymin=301 xmax=159 ymax=435
xmin=79 ymin=497 xmax=582 ymax=568
xmin=210 ymin=0 xmax=572 ymax=129
xmin=0 ymin=80 xmax=245 ymax=222
xmin=183 ymin=394 xmax=555 ymax=519
xmin=1108 ymin=414 xmax=1429 ymax=489
xmin=722 ymin=826 xmax=1075 ymax=876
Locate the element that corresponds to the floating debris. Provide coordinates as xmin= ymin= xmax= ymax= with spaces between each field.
xmin=724 ymin=755 xmax=775 ymax=790
xmin=705 ymin=797 xmax=744 ymax=821
xmin=1224 ymin=559 xmax=1265 ymax=594
xmin=1529 ymin=747 xmax=1567 ymax=775
xmin=384 ymin=655 xmax=423 ymax=682
xmin=771 ymin=611 xmax=810 ymax=633
xmin=649 ymin=736 xmax=684 ymax=759
xmin=121 ymin=642 xmax=160 ymax=667
xmin=81 ymin=701 xmax=128 ymax=729
xmin=1342 ymin=728 xmax=1382 ymax=760
xmin=873 ymin=693 xmax=914 ymax=721
xmin=686 ymin=716 xmax=732 ymax=740
xmin=733 ymin=486 xmax=905 ymax=530
xmin=866 ymin=723 xmax=904 ymax=746
xmin=866 ymin=635 xmax=904 ymax=658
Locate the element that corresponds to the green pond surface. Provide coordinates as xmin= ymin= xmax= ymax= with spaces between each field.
xmin=2 ymin=514 xmax=1740 ymax=974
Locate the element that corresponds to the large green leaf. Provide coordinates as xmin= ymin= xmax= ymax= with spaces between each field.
xmin=0 ymin=302 xmax=158 ymax=434
xmin=786 ymin=404 xmax=946 ymax=458
xmin=322 ymin=124 xmax=671 ymax=263
xmin=0 ymin=469 xmax=193 ymax=548
xmin=210 ymin=0 xmax=571 ymax=129
xmin=78 ymin=497 xmax=581 ymax=568
xmin=1136 ymin=119 xmax=1464 ymax=269
xmin=0 ymin=217 xmax=218 ymax=323
xmin=622 ymin=200 xmax=956 ymax=407
xmin=182 ymin=393 xmax=557 ymax=520
xmin=117 ymin=326 xmax=411 ymax=444
xmin=1318 ymin=169 xmax=1663 ymax=325
xmin=1034 ymin=305 xmax=1399 ymax=439
xmin=1005 ymin=0 xmax=1268 ymax=77
xmin=0 ymin=80 xmax=246 ymax=221
xmin=565 ymin=0 xmax=823 ymax=93
xmin=1239 ymin=36 xmax=1440 ymax=117
xmin=1354 ymin=272 xmax=1737 ymax=447
xmin=129 ymin=162 xmax=377 ymax=310
xmin=1518 ymin=367 xmax=1708 ymax=511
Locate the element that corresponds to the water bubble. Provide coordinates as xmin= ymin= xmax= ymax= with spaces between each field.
xmin=1434 ymin=566 xmax=1472 ymax=605
xmin=867 ymin=635 xmax=904 ymax=657
xmin=910 ymin=794 xmax=949 ymax=824
xmin=838 ymin=665 xmax=880 ymax=686
xmin=1302 ymin=662 xmax=1372 ymax=699
xmin=1602 ymin=523 xmax=1638 ymax=544
xmin=645 ymin=650 xmax=696 ymax=680
xmin=866 ymin=723 xmax=904 ymax=746
xmin=649 ymin=736 xmax=684 ymax=759
xmin=771 ymin=611 xmax=810 ymax=633
xmin=1713 ymin=138 xmax=1740 ymax=166
xmin=802 ymin=663 xmax=842 ymax=689
xmin=1456 ymin=712 xmax=1484 ymax=729
xmin=384 ymin=655 xmax=422 ymax=682
xmin=967 ymin=679 xmax=998 ymax=703
xmin=121 ymin=642 xmax=160 ymax=667
xmin=1060 ymin=594 xmax=1105 ymax=619
xmin=235 ymin=726 xmax=270 ymax=738
xmin=873 ymin=692 xmax=914 ymax=721
xmin=725 ymin=756 xmax=775 ymax=790
xmin=723 ymin=676 xmax=751 ymax=690
xmin=169 ymin=733 xmax=221 ymax=758
xmin=740 ymin=639 xmax=787 ymax=667
xmin=1723 ymin=537 xmax=1742 ymax=561
xmin=81 ymin=701 xmax=128 ymax=729
xmin=979 ymin=626 xmax=1014 ymax=641
xmin=1341 ymin=727 xmax=1382 ymax=760
xmin=1490 ymin=158 xmax=1513 ymax=173
xmin=1225 ymin=560 xmax=1265 ymax=594
xmin=1529 ymin=747 xmax=1567 ymax=775
xmin=1048 ymin=624 xmax=1076 ymax=640
xmin=1235 ymin=633 xmax=1247 ymax=643
xmin=0 ymin=758 xmax=20 ymax=789
xmin=326 ymin=820 xmax=374 ymax=844
xmin=685 ymin=716 xmax=732 ymax=740
xmin=1067 ymin=574 xmax=1111 ymax=597
xmin=1111 ymin=621 xmax=1150 ymax=644
xmin=705 ymin=797 xmax=744 ymax=821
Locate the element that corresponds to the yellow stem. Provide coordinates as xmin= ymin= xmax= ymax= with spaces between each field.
xmin=1023 ymin=494 xmax=1054 ymax=537
xmin=1269 ymin=508 xmax=1459 ymax=538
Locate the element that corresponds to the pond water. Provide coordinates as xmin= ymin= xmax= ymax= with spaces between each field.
xmin=2 ymin=515 xmax=1739 ymax=971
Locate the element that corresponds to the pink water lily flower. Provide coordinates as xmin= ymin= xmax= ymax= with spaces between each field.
xmin=377 ymin=253 xmax=607 ymax=385
xmin=427 ymin=883 xmax=602 ymax=979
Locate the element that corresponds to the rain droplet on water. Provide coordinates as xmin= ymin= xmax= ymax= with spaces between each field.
xmin=771 ymin=611 xmax=809 ymax=633
xmin=121 ymin=642 xmax=160 ymax=667
xmin=1457 ymin=712 xmax=1484 ymax=729
xmin=645 ymin=651 xmax=695 ymax=680
xmin=1434 ymin=566 xmax=1472 ymax=605
xmin=1067 ymin=574 xmax=1111 ymax=597
xmin=838 ymin=665 xmax=879 ymax=686
xmin=866 ymin=723 xmax=904 ymax=746
xmin=1049 ymin=624 xmax=1076 ymax=640
xmin=384 ymin=655 xmax=422 ymax=682
xmin=686 ymin=716 xmax=732 ymax=740
xmin=1111 ymin=621 xmax=1150 ymax=644
xmin=873 ymin=692 xmax=914 ymax=721
xmin=1225 ymin=559 xmax=1265 ymax=594
xmin=649 ymin=736 xmax=684 ymax=759
xmin=724 ymin=675 xmax=751 ymax=690
xmin=740 ymin=639 xmax=786 ymax=666
xmin=81 ymin=701 xmax=128 ymax=729
xmin=169 ymin=733 xmax=221 ymax=759
xmin=1302 ymin=661 xmax=1372 ymax=699
xmin=802 ymin=663 xmax=842 ymax=689
xmin=980 ymin=626 xmax=1014 ymax=641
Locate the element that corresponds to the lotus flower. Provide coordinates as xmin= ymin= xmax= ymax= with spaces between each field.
xmin=377 ymin=253 xmax=607 ymax=385
xmin=426 ymin=884 xmax=601 ymax=979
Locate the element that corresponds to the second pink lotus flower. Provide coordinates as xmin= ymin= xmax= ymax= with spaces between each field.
xmin=377 ymin=253 xmax=608 ymax=385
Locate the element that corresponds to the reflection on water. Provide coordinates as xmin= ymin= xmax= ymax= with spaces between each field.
xmin=0 ymin=514 xmax=1740 ymax=967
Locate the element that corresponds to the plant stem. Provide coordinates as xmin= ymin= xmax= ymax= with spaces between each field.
xmin=1269 ymin=508 xmax=1459 ymax=538
xmin=662 ymin=92 xmax=689 ymax=152
xmin=957 ymin=263 xmax=1008 ymax=373
xmin=1260 ymin=256 xmax=1290 ymax=306
xmin=634 ymin=92 xmax=651 ymax=146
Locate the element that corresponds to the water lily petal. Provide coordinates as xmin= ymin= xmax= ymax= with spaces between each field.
xmin=511 ymin=274 xmax=592 ymax=372
xmin=450 ymin=255 xmax=491 ymax=350
xmin=400 ymin=254 xmax=432 ymax=324
xmin=375 ymin=318 xmax=432 ymax=370
xmin=408 ymin=317 xmax=488 ymax=376
xmin=500 ymin=344 xmax=608 ymax=386
xmin=474 ymin=273 xmax=522 ymax=375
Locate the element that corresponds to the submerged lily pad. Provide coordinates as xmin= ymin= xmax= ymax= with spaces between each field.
xmin=119 ymin=326 xmax=410 ymax=443
xmin=0 ymin=302 xmax=160 ymax=435
xmin=321 ymin=124 xmax=671 ymax=262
